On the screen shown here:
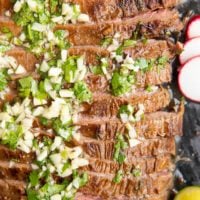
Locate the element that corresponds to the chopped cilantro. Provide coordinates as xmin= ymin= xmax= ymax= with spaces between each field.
xmin=39 ymin=117 xmax=49 ymax=126
xmin=146 ymin=85 xmax=153 ymax=92
xmin=101 ymin=37 xmax=112 ymax=48
xmin=123 ymin=39 xmax=137 ymax=48
xmin=113 ymin=134 xmax=128 ymax=164
xmin=2 ymin=123 xmax=23 ymax=149
xmin=35 ymin=81 xmax=48 ymax=100
xmin=1 ymin=27 xmax=13 ymax=41
xmin=52 ymin=119 xmax=73 ymax=140
xmin=111 ymin=71 xmax=135 ymax=96
xmin=27 ymin=189 xmax=39 ymax=200
xmin=118 ymin=105 xmax=134 ymax=116
xmin=29 ymin=171 xmax=39 ymax=187
xmin=73 ymin=170 xmax=88 ymax=187
xmin=73 ymin=81 xmax=92 ymax=103
xmin=0 ymin=69 xmax=8 ymax=91
xmin=115 ymin=45 xmax=123 ymax=55
xmin=0 ymin=44 xmax=11 ymax=53
xmin=50 ymin=0 xmax=59 ymax=14
xmin=132 ymin=167 xmax=142 ymax=177
xmin=113 ymin=170 xmax=123 ymax=184
xmin=18 ymin=76 xmax=34 ymax=97
xmin=13 ymin=3 xmax=35 ymax=26
xmin=91 ymin=66 xmax=103 ymax=75
xmin=54 ymin=30 xmax=70 ymax=49
xmin=157 ymin=56 xmax=168 ymax=66
xmin=63 ymin=56 xmax=79 ymax=83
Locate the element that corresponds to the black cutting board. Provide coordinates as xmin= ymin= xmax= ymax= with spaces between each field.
xmin=172 ymin=0 xmax=200 ymax=196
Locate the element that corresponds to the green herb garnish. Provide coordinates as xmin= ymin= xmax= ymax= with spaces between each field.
xmin=73 ymin=81 xmax=92 ymax=103
xmin=111 ymin=71 xmax=135 ymax=96
xmin=113 ymin=170 xmax=123 ymax=184
xmin=113 ymin=134 xmax=128 ymax=164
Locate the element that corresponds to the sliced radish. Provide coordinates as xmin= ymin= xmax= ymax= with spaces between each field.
xmin=178 ymin=56 xmax=200 ymax=102
xmin=186 ymin=15 xmax=200 ymax=40
xmin=179 ymin=37 xmax=200 ymax=65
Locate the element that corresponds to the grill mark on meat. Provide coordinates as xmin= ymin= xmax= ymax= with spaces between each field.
xmin=77 ymin=106 xmax=184 ymax=140
xmin=81 ymin=88 xmax=170 ymax=117
xmin=0 ymin=9 xmax=183 ymax=45
xmin=82 ymin=137 xmax=176 ymax=159
xmin=79 ymin=171 xmax=173 ymax=198
xmin=82 ymin=154 xmax=174 ymax=175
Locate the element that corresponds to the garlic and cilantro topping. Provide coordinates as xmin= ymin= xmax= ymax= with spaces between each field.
xmin=117 ymin=103 xmax=145 ymax=151
xmin=0 ymin=99 xmax=34 ymax=153
xmin=26 ymin=136 xmax=88 ymax=199
xmin=0 ymin=1 xmax=93 ymax=198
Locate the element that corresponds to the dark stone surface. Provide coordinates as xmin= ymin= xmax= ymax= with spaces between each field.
xmin=173 ymin=0 xmax=200 ymax=194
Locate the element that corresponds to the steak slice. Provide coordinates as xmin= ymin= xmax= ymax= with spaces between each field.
xmin=81 ymin=137 xmax=176 ymax=159
xmin=7 ymin=39 xmax=177 ymax=68
xmin=0 ymin=161 xmax=31 ymax=181
xmin=0 ymin=0 xmax=180 ymax=22
xmin=77 ymin=105 xmax=184 ymax=140
xmin=56 ymin=9 xmax=183 ymax=45
xmin=0 ymin=179 xmax=26 ymax=199
xmin=0 ymin=153 xmax=172 ymax=181
xmin=0 ymin=144 xmax=34 ymax=163
xmin=80 ymin=88 xmax=170 ymax=117
xmin=79 ymin=171 xmax=173 ymax=198
xmin=68 ymin=39 xmax=177 ymax=63
xmin=6 ymin=45 xmax=173 ymax=93
xmin=76 ymin=191 xmax=170 ymax=200
xmin=0 ymin=9 xmax=183 ymax=45
xmin=86 ymin=63 xmax=171 ymax=93
xmin=70 ymin=0 xmax=180 ymax=22
xmin=82 ymin=154 xmax=174 ymax=175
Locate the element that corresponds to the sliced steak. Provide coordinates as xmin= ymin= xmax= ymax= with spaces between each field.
xmin=68 ymin=39 xmax=177 ymax=62
xmin=81 ymin=88 xmax=170 ymax=117
xmin=0 ymin=161 xmax=31 ymax=181
xmin=6 ymin=48 xmax=38 ymax=72
xmin=0 ymin=9 xmax=183 ymax=45
xmin=76 ymin=191 xmax=169 ymax=200
xmin=82 ymin=137 xmax=176 ymax=159
xmin=7 ymin=39 xmax=177 ymax=68
xmin=56 ymin=9 xmax=183 ymax=45
xmin=70 ymin=0 xmax=180 ymax=21
xmin=0 ymin=0 xmax=180 ymax=22
xmin=82 ymin=154 xmax=174 ymax=175
xmin=6 ymin=44 xmax=173 ymax=92
xmin=77 ymin=105 xmax=184 ymax=140
xmin=0 ymin=144 xmax=34 ymax=163
xmin=79 ymin=171 xmax=173 ymax=198
xmin=0 ymin=179 xmax=26 ymax=200
xmin=86 ymin=63 xmax=171 ymax=93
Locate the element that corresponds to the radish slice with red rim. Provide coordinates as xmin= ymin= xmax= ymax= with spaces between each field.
xmin=186 ymin=15 xmax=200 ymax=40
xmin=178 ymin=56 xmax=200 ymax=102
xmin=179 ymin=37 xmax=200 ymax=65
